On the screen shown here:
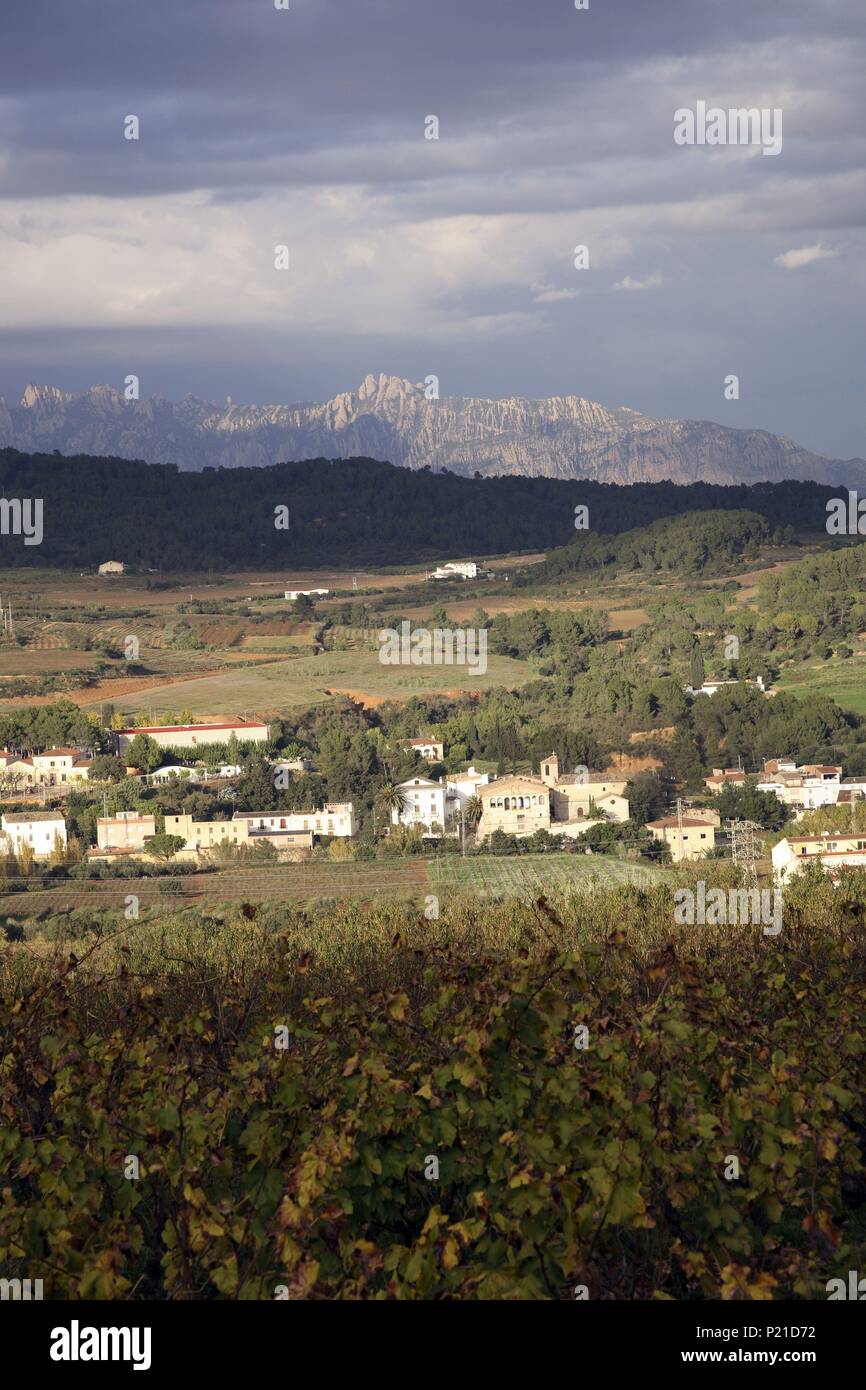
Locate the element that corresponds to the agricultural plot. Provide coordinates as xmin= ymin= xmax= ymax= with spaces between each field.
xmin=776 ymin=652 xmax=866 ymax=716
xmin=110 ymin=647 xmax=533 ymax=718
xmin=430 ymin=853 xmax=671 ymax=901
xmin=0 ymin=852 xmax=671 ymax=921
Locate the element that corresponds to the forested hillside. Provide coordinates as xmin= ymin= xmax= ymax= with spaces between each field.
xmin=522 ymin=510 xmax=781 ymax=583
xmin=0 ymin=447 xmax=843 ymax=570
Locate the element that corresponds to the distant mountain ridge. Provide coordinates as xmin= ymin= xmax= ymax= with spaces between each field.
xmin=1 ymin=373 xmax=863 ymax=486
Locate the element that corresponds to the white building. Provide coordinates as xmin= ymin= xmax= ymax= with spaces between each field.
xmin=756 ymin=760 xmax=843 ymax=810
xmin=446 ymin=767 xmax=492 ymax=812
xmin=98 ymin=561 xmax=125 ymax=575
xmin=773 ymin=834 xmax=866 ymax=884
xmin=0 ymin=747 xmax=93 ymax=789
xmin=686 ymin=676 xmax=767 ymax=697
xmin=285 ymin=589 xmax=330 ymax=601
xmin=392 ymin=776 xmax=451 ymax=835
xmin=427 ymin=561 xmax=479 ymax=581
xmin=233 ymin=804 xmax=355 ymax=839
xmin=97 ymin=811 xmax=156 ymax=851
xmin=1 ymin=812 xmax=67 ymax=859
xmin=399 ymin=737 xmax=445 ymax=763
xmin=646 ymin=816 xmax=717 ymax=863
xmin=118 ymin=722 xmax=270 ymax=753
xmin=145 ymin=765 xmax=201 ymax=784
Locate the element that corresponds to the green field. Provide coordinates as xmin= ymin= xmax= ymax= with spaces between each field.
xmin=1 ymin=852 xmax=670 ymax=919
xmin=110 ymin=646 xmax=534 ymax=717
xmin=429 ymin=852 xmax=670 ymax=898
xmin=776 ymin=651 xmax=866 ymax=715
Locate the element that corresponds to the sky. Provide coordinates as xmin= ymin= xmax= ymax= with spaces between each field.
xmin=0 ymin=0 xmax=864 ymax=458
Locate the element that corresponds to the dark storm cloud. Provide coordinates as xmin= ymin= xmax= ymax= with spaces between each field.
xmin=0 ymin=0 xmax=864 ymax=457
xmin=1 ymin=0 xmax=863 ymax=199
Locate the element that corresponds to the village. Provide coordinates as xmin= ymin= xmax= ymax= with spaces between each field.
xmin=0 ymin=711 xmax=863 ymax=888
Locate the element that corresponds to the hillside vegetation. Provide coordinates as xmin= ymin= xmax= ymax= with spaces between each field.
xmin=525 ymin=510 xmax=777 ymax=584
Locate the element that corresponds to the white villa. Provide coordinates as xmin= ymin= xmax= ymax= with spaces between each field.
xmin=446 ymin=767 xmax=492 ymax=812
xmin=285 ymin=588 xmax=329 ymax=601
xmin=756 ymin=759 xmax=845 ymax=811
xmin=399 ymin=737 xmax=445 ymax=763
xmin=1 ymin=811 xmax=67 ymax=859
xmin=392 ymin=777 xmax=450 ymax=835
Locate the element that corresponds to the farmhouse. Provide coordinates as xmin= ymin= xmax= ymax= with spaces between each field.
xmin=646 ymin=816 xmax=716 ymax=863
xmin=0 ymin=747 xmax=93 ymax=789
xmin=426 ymin=560 xmax=479 ymax=581
xmin=163 ymin=814 xmax=250 ymax=857
xmin=704 ymin=767 xmax=748 ymax=793
xmin=118 ymin=721 xmax=270 ymax=752
xmin=234 ymin=803 xmax=355 ymax=840
xmin=0 ymin=811 xmax=67 ymax=859
xmin=98 ymin=560 xmax=124 ymax=575
xmin=96 ymin=811 xmax=156 ymax=851
xmin=773 ymin=834 xmax=866 ymax=884
xmin=686 ymin=676 xmax=767 ymax=697
xmin=285 ymin=588 xmax=329 ymax=601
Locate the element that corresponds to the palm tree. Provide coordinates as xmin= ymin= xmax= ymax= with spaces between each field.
xmin=377 ymin=782 xmax=409 ymax=829
xmin=464 ymin=794 xmax=483 ymax=826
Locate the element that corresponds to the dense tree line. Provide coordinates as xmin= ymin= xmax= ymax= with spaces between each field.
xmin=0 ymin=447 xmax=845 ymax=570
xmin=524 ymin=510 xmax=781 ymax=584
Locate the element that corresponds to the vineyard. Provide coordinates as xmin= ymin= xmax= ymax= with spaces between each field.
xmin=0 ymin=852 xmax=670 ymax=921
xmin=2 ymin=875 xmax=866 ymax=1300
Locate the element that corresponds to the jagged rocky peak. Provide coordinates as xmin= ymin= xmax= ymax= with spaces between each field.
xmin=4 ymin=373 xmax=865 ymax=487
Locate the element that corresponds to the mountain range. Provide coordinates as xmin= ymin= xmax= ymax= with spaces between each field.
xmin=2 ymin=373 xmax=863 ymax=486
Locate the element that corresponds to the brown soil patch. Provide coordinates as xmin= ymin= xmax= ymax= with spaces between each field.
xmin=0 ymin=668 xmax=227 ymax=709
xmin=604 ymin=751 xmax=665 ymax=775
xmin=324 ymin=687 xmax=386 ymax=709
